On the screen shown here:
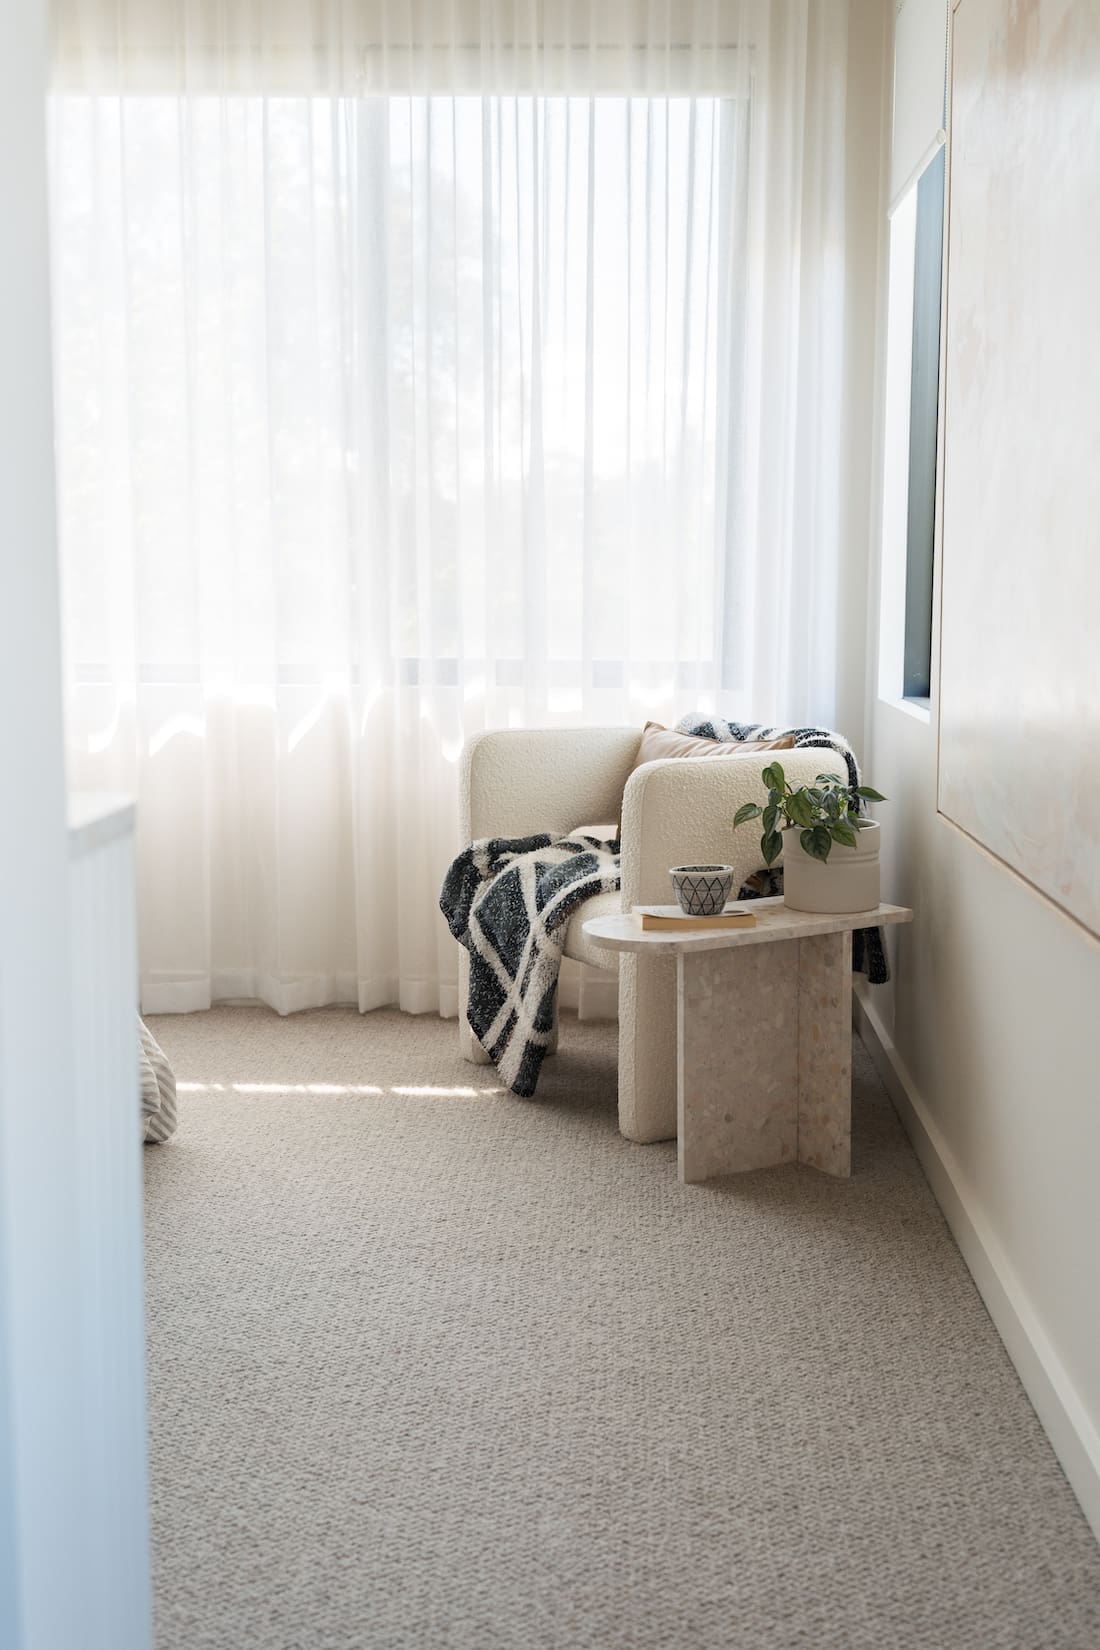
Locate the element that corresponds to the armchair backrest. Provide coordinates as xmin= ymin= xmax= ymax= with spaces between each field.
xmin=618 ymin=745 xmax=834 ymax=906
xmin=460 ymin=727 xmax=640 ymax=842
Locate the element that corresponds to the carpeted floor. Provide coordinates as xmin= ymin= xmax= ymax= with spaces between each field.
xmin=144 ymin=1006 xmax=1100 ymax=1650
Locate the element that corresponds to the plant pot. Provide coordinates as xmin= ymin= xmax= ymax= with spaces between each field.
xmin=782 ymin=822 xmax=880 ymax=915
xmin=670 ymin=864 xmax=735 ymax=917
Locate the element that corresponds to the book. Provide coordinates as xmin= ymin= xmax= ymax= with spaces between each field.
xmin=634 ymin=904 xmax=757 ymax=931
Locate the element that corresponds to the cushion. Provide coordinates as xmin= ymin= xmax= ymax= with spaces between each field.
xmin=570 ymin=726 xmax=797 ymax=842
xmin=140 ymin=1016 xmax=178 ymax=1144
xmin=569 ymin=823 xmax=620 ymax=843
xmin=630 ymin=722 xmax=795 ymax=773
xmin=562 ymin=890 xmax=621 ymax=971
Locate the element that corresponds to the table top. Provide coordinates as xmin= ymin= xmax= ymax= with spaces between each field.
xmin=582 ymin=896 xmax=913 ymax=956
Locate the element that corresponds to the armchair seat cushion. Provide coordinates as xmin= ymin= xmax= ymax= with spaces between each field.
xmin=562 ymin=891 xmax=621 ymax=971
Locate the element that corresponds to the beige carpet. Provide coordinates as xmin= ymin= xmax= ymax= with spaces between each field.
xmin=144 ymin=1006 xmax=1100 ymax=1650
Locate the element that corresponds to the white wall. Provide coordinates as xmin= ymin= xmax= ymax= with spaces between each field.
xmin=0 ymin=4 xmax=138 ymax=1647
xmin=860 ymin=0 xmax=1100 ymax=1538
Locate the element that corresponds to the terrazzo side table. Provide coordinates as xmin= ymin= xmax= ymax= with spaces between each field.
xmin=583 ymin=897 xmax=913 ymax=1185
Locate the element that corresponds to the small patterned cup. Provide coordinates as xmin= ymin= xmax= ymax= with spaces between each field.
xmin=670 ymin=864 xmax=735 ymax=918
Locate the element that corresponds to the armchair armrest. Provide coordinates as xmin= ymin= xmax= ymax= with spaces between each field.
xmin=460 ymin=727 xmax=641 ymax=842
xmin=619 ymin=748 xmax=829 ymax=907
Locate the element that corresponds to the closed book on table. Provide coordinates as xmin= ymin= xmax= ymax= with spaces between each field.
xmin=634 ymin=905 xmax=757 ymax=931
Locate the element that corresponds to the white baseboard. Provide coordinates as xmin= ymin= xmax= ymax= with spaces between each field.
xmin=854 ymin=990 xmax=1100 ymax=1543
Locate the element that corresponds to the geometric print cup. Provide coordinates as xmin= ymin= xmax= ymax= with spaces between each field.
xmin=669 ymin=864 xmax=735 ymax=917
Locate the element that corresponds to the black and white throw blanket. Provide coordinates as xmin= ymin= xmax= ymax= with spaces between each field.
xmin=440 ymin=716 xmax=888 ymax=1098
xmin=441 ymin=832 xmax=620 ymax=1096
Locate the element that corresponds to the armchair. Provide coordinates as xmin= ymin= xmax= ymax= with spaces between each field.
xmin=457 ymin=727 xmax=828 ymax=1144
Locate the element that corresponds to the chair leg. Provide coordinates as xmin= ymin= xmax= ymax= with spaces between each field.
xmin=458 ymin=1016 xmax=492 ymax=1066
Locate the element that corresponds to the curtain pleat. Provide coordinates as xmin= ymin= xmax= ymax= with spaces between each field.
xmin=47 ymin=0 xmax=857 ymax=1016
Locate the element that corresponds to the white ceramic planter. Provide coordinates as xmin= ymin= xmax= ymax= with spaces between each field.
xmin=782 ymin=821 xmax=881 ymax=914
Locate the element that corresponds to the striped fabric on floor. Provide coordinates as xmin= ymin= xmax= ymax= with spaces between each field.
xmin=140 ymin=1016 xmax=178 ymax=1143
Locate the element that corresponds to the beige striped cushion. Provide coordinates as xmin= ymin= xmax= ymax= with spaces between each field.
xmin=140 ymin=1017 xmax=178 ymax=1144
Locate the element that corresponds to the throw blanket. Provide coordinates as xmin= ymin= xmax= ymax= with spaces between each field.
xmin=441 ymin=716 xmax=889 ymax=1098
xmin=441 ymin=833 xmax=620 ymax=1096
xmin=675 ymin=716 xmax=890 ymax=986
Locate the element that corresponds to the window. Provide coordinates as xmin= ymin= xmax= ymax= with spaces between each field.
xmin=50 ymin=90 xmax=750 ymax=699
xmin=903 ymin=147 xmax=945 ymax=700
xmin=879 ymin=144 xmax=945 ymax=710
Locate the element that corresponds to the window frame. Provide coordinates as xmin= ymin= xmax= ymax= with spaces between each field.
xmin=878 ymin=140 xmax=946 ymax=718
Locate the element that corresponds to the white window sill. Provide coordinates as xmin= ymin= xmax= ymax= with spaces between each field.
xmin=877 ymin=693 xmax=932 ymax=726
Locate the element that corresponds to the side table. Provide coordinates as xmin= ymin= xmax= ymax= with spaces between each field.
xmin=583 ymin=897 xmax=913 ymax=1184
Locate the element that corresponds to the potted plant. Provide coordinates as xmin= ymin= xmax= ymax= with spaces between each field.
xmin=733 ymin=762 xmax=886 ymax=914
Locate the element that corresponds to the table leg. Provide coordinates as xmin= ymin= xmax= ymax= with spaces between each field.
xmin=677 ymin=942 xmax=799 ymax=1182
xmin=676 ymin=931 xmax=853 ymax=1184
xmin=796 ymin=930 xmax=852 ymax=1177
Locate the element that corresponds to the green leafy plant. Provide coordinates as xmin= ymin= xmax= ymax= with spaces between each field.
xmin=733 ymin=762 xmax=886 ymax=866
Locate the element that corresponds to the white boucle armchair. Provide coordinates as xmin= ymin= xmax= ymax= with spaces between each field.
xmin=457 ymin=728 xmax=829 ymax=1144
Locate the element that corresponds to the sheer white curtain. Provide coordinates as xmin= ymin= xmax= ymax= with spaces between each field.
xmin=48 ymin=0 xmax=853 ymax=1016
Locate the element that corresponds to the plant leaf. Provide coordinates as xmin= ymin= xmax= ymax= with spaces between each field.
xmin=762 ymin=829 xmax=783 ymax=866
xmin=787 ymin=790 xmax=816 ymax=829
xmin=733 ymin=802 xmax=762 ymax=827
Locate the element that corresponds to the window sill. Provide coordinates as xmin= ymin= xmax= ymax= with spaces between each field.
xmin=877 ymin=693 xmax=932 ymax=726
